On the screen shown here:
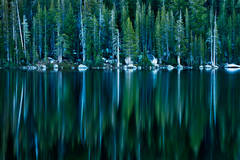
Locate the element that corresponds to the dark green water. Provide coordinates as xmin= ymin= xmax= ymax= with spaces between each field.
xmin=1 ymin=69 xmax=240 ymax=159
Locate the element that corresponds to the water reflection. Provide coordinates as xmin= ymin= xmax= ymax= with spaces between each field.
xmin=1 ymin=70 xmax=240 ymax=159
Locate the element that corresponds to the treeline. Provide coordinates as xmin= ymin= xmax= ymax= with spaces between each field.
xmin=1 ymin=0 xmax=240 ymax=66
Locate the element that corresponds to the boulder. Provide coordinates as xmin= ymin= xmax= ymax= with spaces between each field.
xmin=224 ymin=63 xmax=240 ymax=68
xmin=78 ymin=64 xmax=88 ymax=71
xmin=167 ymin=65 xmax=174 ymax=71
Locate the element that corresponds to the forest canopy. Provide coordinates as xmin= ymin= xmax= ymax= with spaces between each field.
xmin=0 ymin=0 xmax=240 ymax=66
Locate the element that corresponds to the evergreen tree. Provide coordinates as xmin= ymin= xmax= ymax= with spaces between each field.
xmin=213 ymin=14 xmax=219 ymax=66
xmin=32 ymin=17 xmax=38 ymax=63
xmin=135 ymin=0 xmax=141 ymax=55
xmin=44 ymin=6 xmax=48 ymax=61
xmin=36 ymin=3 xmax=43 ymax=59
xmin=63 ymin=3 xmax=77 ymax=57
xmin=22 ymin=15 xmax=30 ymax=63
xmin=175 ymin=11 xmax=185 ymax=66
xmin=155 ymin=11 xmax=162 ymax=63
xmin=123 ymin=18 xmax=137 ymax=61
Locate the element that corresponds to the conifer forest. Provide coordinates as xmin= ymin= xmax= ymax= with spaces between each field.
xmin=1 ymin=0 xmax=240 ymax=67
xmin=3 ymin=0 xmax=240 ymax=159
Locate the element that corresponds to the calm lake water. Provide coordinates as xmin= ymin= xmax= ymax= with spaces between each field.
xmin=1 ymin=69 xmax=240 ymax=159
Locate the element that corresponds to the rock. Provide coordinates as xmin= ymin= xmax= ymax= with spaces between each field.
xmin=212 ymin=65 xmax=219 ymax=70
xmin=71 ymin=66 xmax=75 ymax=70
xmin=147 ymin=54 xmax=158 ymax=67
xmin=224 ymin=63 xmax=240 ymax=68
xmin=225 ymin=68 xmax=240 ymax=73
xmin=53 ymin=64 xmax=58 ymax=71
xmin=137 ymin=66 xmax=142 ymax=70
xmin=48 ymin=57 xmax=56 ymax=64
xmin=124 ymin=64 xmax=137 ymax=70
xmin=39 ymin=64 xmax=47 ymax=71
xmin=167 ymin=65 xmax=174 ymax=71
xmin=125 ymin=57 xmax=133 ymax=65
xmin=177 ymin=64 xmax=183 ymax=70
xmin=199 ymin=65 xmax=204 ymax=70
xmin=22 ymin=66 xmax=27 ymax=70
xmin=185 ymin=66 xmax=193 ymax=70
xmin=204 ymin=64 xmax=212 ymax=71
xmin=27 ymin=65 xmax=37 ymax=70
xmin=78 ymin=64 xmax=88 ymax=71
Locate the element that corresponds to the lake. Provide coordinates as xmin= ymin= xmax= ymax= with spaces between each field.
xmin=1 ymin=69 xmax=240 ymax=159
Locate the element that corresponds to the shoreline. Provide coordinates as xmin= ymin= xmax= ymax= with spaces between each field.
xmin=0 ymin=63 xmax=230 ymax=71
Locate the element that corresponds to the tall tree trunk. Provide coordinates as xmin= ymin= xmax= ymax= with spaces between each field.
xmin=15 ymin=0 xmax=24 ymax=50
xmin=117 ymin=30 xmax=120 ymax=68
xmin=44 ymin=7 xmax=47 ymax=61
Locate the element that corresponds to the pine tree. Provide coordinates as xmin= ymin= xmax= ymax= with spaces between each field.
xmin=213 ymin=13 xmax=219 ymax=66
xmin=160 ymin=4 xmax=170 ymax=59
xmin=185 ymin=8 xmax=191 ymax=65
xmin=79 ymin=0 xmax=86 ymax=62
xmin=135 ymin=0 xmax=141 ymax=55
xmin=56 ymin=0 xmax=63 ymax=62
xmin=22 ymin=15 xmax=30 ymax=63
xmin=11 ymin=1 xmax=19 ymax=64
xmin=36 ymin=3 xmax=43 ymax=59
xmin=32 ymin=17 xmax=38 ymax=63
xmin=44 ymin=6 xmax=48 ymax=62
xmin=111 ymin=7 xmax=120 ymax=65
xmin=146 ymin=4 xmax=154 ymax=53
xmin=123 ymin=18 xmax=137 ymax=61
xmin=155 ymin=11 xmax=162 ymax=63
xmin=49 ymin=0 xmax=56 ymax=56
xmin=175 ymin=11 xmax=185 ymax=66
xmin=63 ymin=3 xmax=77 ymax=57
xmin=199 ymin=35 xmax=205 ymax=65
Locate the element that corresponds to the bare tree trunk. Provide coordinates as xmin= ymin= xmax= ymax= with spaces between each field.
xmin=80 ymin=0 xmax=86 ymax=62
xmin=15 ymin=0 xmax=24 ymax=50
xmin=117 ymin=30 xmax=120 ymax=68
xmin=44 ymin=7 xmax=47 ymax=61
xmin=177 ymin=55 xmax=181 ymax=66
xmin=12 ymin=2 xmax=18 ymax=64
xmin=99 ymin=0 xmax=103 ymax=54
xmin=210 ymin=28 xmax=213 ymax=65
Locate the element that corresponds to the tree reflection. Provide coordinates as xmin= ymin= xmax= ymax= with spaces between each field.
xmin=1 ymin=70 xmax=240 ymax=159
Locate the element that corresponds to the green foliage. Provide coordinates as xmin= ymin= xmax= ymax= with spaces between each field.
xmin=63 ymin=4 xmax=77 ymax=57
xmin=122 ymin=17 xmax=138 ymax=60
xmin=0 ymin=0 xmax=240 ymax=65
